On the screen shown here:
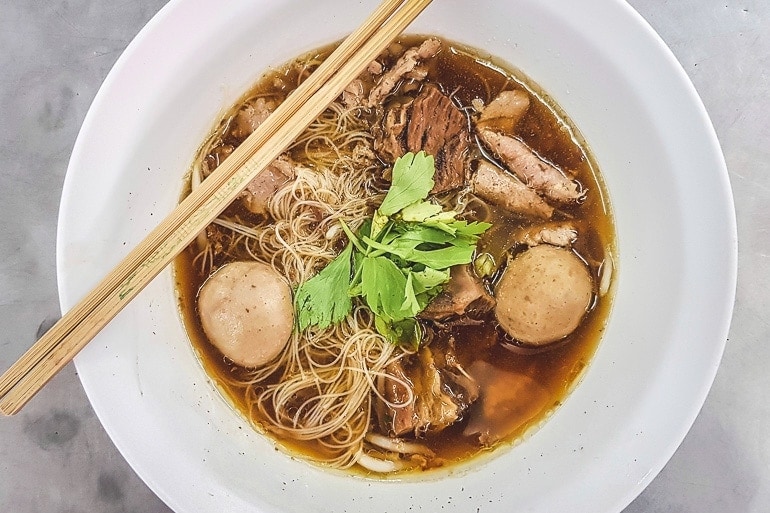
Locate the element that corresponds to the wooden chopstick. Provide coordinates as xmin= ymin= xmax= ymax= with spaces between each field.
xmin=0 ymin=0 xmax=433 ymax=415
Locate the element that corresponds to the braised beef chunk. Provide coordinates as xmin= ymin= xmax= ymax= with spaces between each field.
xmin=376 ymin=337 xmax=478 ymax=437
xmin=375 ymin=100 xmax=411 ymax=163
xmin=420 ymin=264 xmax=495 ymax=321
xmin=375 ymin=85 xmax=471 ymax=194
xmin=408 ymin=85 xmax=470 ymax=193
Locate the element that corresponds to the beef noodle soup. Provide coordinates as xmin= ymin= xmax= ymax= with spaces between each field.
xmin=174 ymin=35 xmax=616 ymax=474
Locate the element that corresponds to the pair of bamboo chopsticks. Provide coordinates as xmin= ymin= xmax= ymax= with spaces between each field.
xmin=0 ymin=0 xmax=433 ymax=415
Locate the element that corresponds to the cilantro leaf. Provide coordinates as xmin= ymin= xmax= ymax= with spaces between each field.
xmin=400 ymin=268 xmax=449 ymax=315
xmin=360 ymin=256 xmax=409 ymax=322
xmin=377 ymin=152 xmax=435 ymax=217
xmin=400 ymin=272 xmax=421 ymax=317
xmin=292 ymin=150 xmax=491 ymax=349
xmin=391 ymin=224 xmax=457 ymax=244
xmin=410 ymin=267 xmax=450 ymax=293
xmin=420 ymin=218 xmax=492 ymax=237
xmin=361 ymin=234 xmax=478 ymax=269
xmin=400 ymin=200 xmax=443 ymax=222
xmin=294 ymin=243 xmax=353 ymax=331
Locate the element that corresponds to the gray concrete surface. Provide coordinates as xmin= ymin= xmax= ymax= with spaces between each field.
xmin=1 ymin=1 xmax=767 ymax=511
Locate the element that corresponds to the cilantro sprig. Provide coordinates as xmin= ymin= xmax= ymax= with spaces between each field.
xmin=293 ymin=151 xmax=490 ymax=347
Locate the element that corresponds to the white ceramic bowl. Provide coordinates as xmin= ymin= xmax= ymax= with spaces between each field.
xmin=57 ymin=0 xmax=737 ymax=511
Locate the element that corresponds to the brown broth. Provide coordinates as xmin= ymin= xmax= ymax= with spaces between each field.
xmin=174 ymin=35 xmax=616 ymax=473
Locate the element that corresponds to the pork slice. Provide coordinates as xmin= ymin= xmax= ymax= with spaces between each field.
xmin=367 ymin=38 xmax=441 ymax=107
xmin=240 ymin=156 xmax=296 ymax=215
xmin=478 ymin=128 xmax=583 ymax=203
xmin=471 ymin=159 xmax=554 ymax=219
xmin=420 ymin=264 xmax=495 ymax=321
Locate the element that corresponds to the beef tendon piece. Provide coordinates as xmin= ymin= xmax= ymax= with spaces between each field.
xmin=375 ymin=84 xmax=471 ymax=194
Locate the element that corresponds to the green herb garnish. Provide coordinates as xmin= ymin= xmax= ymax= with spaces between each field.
xmin=294 ymin=243 xmax=353 ymax=332
xmin=293 ymin=151 xmax=490 ymax=346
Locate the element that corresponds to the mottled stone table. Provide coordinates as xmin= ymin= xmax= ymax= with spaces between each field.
xmin=1 ymin=1 xmax=767 ymax=511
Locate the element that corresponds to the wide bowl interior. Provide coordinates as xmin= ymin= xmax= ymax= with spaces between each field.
xmin=57 ymin=0 xmax=736 ymax=512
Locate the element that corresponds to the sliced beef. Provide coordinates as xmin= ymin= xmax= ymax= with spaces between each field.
xmin=240 ymin=156 xmax=296 ymax=215
xmin=229 ymin=97 xmax=275 ymax=141
xmin=478 ymin=128 xmax=583 ymax=204
xmin=471 ymin=159 xmax=554 ymax=219
xmin=367 ymin=38 xmax=441 ymax=107
xmin=407 ymin=85 xmax=470 ymax=193
xmin=374 ymin=85 xmax=471 ymax=194
xmin=341 ymin=78 xmax=365 ymax=109
xmin=420 ymin=264 xmax=495 ymax=321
